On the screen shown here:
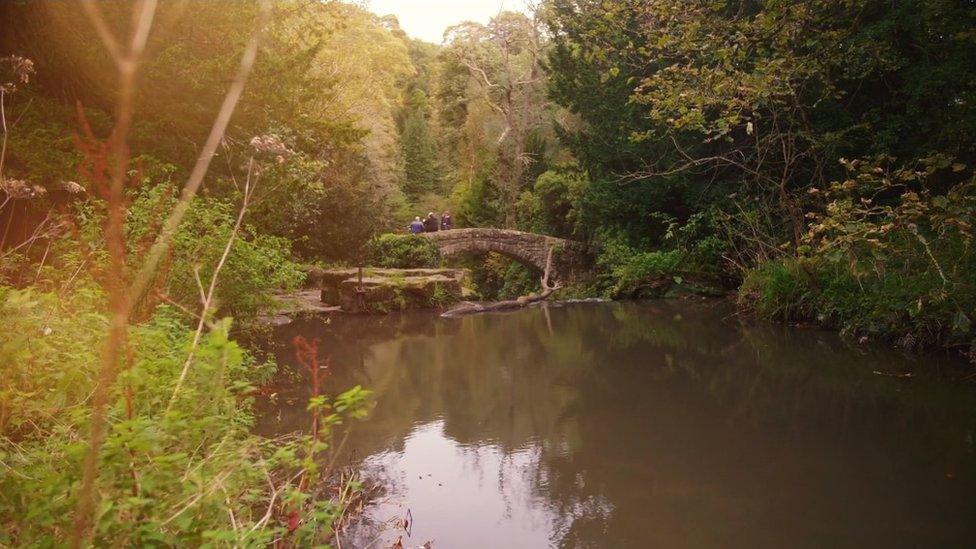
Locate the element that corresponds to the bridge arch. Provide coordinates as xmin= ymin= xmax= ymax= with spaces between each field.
xmin=421 ymin=228 xmax=589 ymax=283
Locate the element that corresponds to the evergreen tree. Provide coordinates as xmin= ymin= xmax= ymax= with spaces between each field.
xmin=401 ymin=89 xmax=440 ymax=198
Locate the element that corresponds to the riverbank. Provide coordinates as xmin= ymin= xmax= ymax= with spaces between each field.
xmin=590 ymin=232 xmax=976 ymax=363
xmin=0 ymin=284 xmax=371 ymax=546
xmin=267 ymin=259 xmax=975 ymax=366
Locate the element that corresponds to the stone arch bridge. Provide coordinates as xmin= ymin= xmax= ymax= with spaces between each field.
xmin=422 ymin=228 xmax=591 ymax=283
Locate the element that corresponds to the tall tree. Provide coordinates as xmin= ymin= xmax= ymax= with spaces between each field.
xmin=401 ymin=89 xmax=440 ymax=197
xmin=441 ymin=12 xmax=550 ymax=228
xmin=543 ymin=0 xmax=976 ymax=250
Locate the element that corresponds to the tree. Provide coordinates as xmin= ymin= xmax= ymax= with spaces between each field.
xmin=401 ymin=89 xmax=440 ymax=198
xmin=440 ymin=12 xmax=551 ymax=228
xmin=543 ymin=0 xmax=976 ymax=253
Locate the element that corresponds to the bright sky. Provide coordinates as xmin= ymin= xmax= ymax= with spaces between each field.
xmin=368 ymin=0 xmax=530 ymax=44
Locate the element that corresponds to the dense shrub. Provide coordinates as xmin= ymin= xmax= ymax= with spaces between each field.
xmin=597 ymin=241 xmax=682 ymax=298
xmin=594 ymin=212 xmax=731 ymax=298
xmin=242 ymin=153 xmax=401 ymax=262
xmin=366 ymin=233 xmax=441 ymax=268
xmin=0 ymin=286 xmax=371 ymax=545
xmin=740 ymin=157 xmax=976 ymax=352
xmin=741 ymin=256 xmax=976 ymax=352
xmin=0 ymin=92 xmax=102 ymax=187
xmin=497 ymin=261 xmax=539 ymax=300
xmin=515 ymin=166 xmax=587 ymax=238
xmin=126 ymin=184 xmax=305 ymax=322
xmin=450 ymin=163 xmax=502 ymax=230
xmin=1 ymin=180 xmax=305 ymax=324
xmin=739 ymin=259 xmax=816 ymax=321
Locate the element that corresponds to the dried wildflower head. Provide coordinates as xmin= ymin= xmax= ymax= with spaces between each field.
xmin=0 ymin=178 xmax=30 ymax=198
xmin=0 ymin=55 xmax=35 ymax=94
xmin=61 ymin=180 xmax=86 ymax=194
xmin=249 ymin=135 xmax=294 ymax=162
xmin=0 ymin=179 xmax=49 ymax=199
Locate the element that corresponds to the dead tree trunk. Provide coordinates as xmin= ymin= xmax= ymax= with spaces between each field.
xmin=442 ymin=246 xmax=563 ymax=317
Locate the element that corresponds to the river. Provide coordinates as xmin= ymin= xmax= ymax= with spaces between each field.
xmin=257 ymin=300 xmax=976 ymax=548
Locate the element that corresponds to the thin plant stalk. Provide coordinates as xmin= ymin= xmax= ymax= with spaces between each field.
xmin=71 ymin=1 xmax=160 ymax=544
xmin=1 ymin=89 xmax=8 ymax=184
xmin=70 ymin=1 xmax=270 ymax=545
xmin=168 ymin=158 xmax=257 ymax=409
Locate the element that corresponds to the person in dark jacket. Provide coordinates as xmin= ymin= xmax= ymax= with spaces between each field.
xmin=424 ymin=212 xmax=439 ymax=232
xmin=409 ymin=216 xmax=425 ymax=234
xmin=440 ymin=212 xmax=453 ymax=230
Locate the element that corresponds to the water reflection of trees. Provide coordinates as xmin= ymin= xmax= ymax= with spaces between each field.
xmin=263 ymin=302 xmax=976 ymax=547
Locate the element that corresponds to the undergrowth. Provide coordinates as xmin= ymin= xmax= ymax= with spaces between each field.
xmin=0 ymin=284 xmax=370 ymax=546
xmin=739 ymin=157 xmax=976 ymax=354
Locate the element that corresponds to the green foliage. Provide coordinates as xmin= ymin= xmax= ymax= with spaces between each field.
xmin=741 ymin=158 xmax=976 ymax=350
xmin=401 ymin=90 xmax=441 ymax=198
xmin=0 ymin=286 xmax=105 ymax=439
xmin=544 ymin=0 xmax=976 ymax=264
xmin=594 ymin=211 xmax=731 ymax=298
xmin=541 ymin=0 xmax=976 ymax=353
xmin=430 ymin=282 xmax=454 ymax=306
xmin=597 ymin=240 xmax=682 ymax=298
xmin=366 ymin=234 xmax=442 ymax=269
xmin=545 ymin=0 xmax=664 ymax=180
xmin=0 ymin=286 xmax=372 ymax=546
xmin=739 ymin=259 xmax=815 ymax=321
xmin=497 ymin=261 xmax=541 ymax=300
xmin=2 ymin=178 xmax=303 ymax=324
xmin=125 ymin=184 xmax=305 ymax=322
xmin=435 ymin=11 xmax=554 ymax=228
xmin=451 ymin=162 xmax=502 ymax=228
xmin=516 ymin=166 xmax=587 ymax=238
xmin=242 ymin=150 xmax=394 ymax=262
xmin=0 ymin=92 xmax=106 ymax=188
xmin=451 ymin=252 xmax=534 ymax=301
xmin=1 ymin=1 xmax=416 ymax=263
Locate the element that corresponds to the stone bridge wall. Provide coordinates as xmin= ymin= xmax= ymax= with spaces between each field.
xmin=422 ymin=228 xmax=590 ymax=283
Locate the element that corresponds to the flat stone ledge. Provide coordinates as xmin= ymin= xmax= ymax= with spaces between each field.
xmin=312 ymin=267 xmax=469 ymax=314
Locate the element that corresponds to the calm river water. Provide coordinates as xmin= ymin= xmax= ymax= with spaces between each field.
xmin=258 ymin=301 xmax=976 ymax=548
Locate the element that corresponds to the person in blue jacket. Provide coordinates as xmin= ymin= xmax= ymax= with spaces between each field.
xmin=409 ymin=216 xmax=425 ymax=234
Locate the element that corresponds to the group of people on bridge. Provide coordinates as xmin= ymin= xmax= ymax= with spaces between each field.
xmin=409 ymin=212 xmax=453 ymax=234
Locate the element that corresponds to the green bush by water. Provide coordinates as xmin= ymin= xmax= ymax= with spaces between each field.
xmin=366 ymin=233 xmax=442 ymax=269
xmin=497 ymin=261 xmax=540 ymax=300
xmin=0 ymin=285 xmax=371 ymax=545
xmin=594 ymin=211 xmax=731 ymax=298
xmin=125 ymin=183 xmax=306 ymax=322
xmin=740 ymin=159 xmax=976 ymax=352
